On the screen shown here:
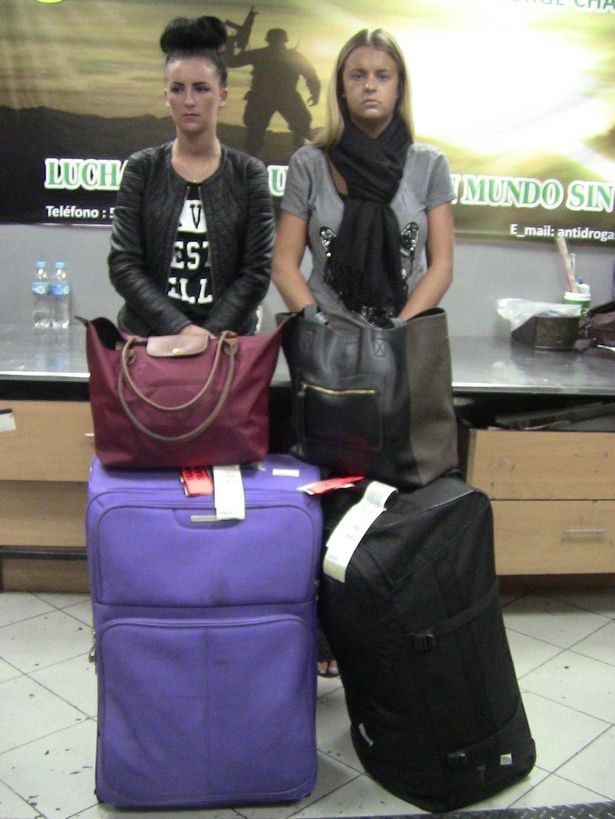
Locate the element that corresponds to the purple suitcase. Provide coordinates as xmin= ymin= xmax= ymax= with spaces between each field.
xmin=86 ymin=454 xmax=322 ymax=809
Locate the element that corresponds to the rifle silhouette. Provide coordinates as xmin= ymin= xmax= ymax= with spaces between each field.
xmin=225 ymin=6 xmax=257 ymax=52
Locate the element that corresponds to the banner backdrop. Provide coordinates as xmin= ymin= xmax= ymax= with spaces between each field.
xmin=1 ymin=0 xmax=614 ymax=244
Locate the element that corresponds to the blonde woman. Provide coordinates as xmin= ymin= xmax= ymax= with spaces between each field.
xmin=273 ymin=29 xmax=456 ymax=676
xmin=272 ymin=28 xmax=454 ymax=330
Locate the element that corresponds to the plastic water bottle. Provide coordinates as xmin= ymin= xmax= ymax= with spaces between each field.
xmin=32 ymin=261 xmax=51 ymax=329
xmin=50 ymin=261 xmax=71 ymax=329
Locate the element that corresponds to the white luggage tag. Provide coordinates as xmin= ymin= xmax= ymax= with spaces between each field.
xmin=0 ymin=409 xmax=16 ymax=433
xmin=212 ymin=464 xmax=246 ymax=520
xmin=323 ymin=481 xmax=398 ymax=582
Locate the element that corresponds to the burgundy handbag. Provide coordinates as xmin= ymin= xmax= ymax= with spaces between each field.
xmin=83 ymin=317 xmax=284 ymax=469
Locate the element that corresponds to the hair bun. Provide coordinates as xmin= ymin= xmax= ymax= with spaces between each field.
xmin=160 ymin=15 xmax=227 ymax=55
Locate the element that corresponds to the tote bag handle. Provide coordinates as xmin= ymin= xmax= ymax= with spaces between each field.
xmin=117 ymin=334 xmax=237 ymax=442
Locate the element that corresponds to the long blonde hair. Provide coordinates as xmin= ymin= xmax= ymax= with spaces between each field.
xmin=313 ymin=28 xmax=414 ymax=149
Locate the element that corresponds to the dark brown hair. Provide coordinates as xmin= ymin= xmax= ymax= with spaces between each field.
xmin=160 ymin=16 xmax=228 ymax=86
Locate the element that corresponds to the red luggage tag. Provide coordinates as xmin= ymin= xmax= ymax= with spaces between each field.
xmin=180 ymin=466 xmax=214 ymax=496
xmin=298 ymin=476 xmax=364 ymax=496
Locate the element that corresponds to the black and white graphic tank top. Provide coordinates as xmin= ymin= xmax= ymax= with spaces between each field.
xmin=166 ymin=184 xmax=215 ymax=323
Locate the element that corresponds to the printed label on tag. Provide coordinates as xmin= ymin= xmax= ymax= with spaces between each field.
xmin=323 ymin=481 xmax=397 ymax=582
xmin=213 ymin=464 xmax=246 ymax=520
xmin=298 ymin=476 xmax=364 ymax=496
xmin=180 ymin=467 xmax=213 ymax=496
xmin=0 ymin=410 xmax=16 ymax=433
xmin=272 ymin=468 xmax=301 ymax=477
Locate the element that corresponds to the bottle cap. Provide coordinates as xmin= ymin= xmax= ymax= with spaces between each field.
xmin=575 ymin=282 xmax=590 ymax=296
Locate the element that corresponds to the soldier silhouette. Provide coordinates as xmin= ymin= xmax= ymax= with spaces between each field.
xmin=226 ymin=26 xmax=321 ymax=157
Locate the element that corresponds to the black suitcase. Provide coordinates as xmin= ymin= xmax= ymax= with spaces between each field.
xmin=319 ymin=475 xmax=536 ymax=813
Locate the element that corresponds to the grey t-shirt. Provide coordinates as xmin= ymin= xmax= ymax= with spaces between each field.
xmin=281 ymin=142 xmax=455 ymax=328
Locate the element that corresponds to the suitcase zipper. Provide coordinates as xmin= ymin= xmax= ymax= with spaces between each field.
xmin=90 ymin=494 xmax=310 ymax=513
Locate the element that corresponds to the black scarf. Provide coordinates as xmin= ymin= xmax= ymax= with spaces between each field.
xmin=326 ymin=116 xmax=411 ymax=323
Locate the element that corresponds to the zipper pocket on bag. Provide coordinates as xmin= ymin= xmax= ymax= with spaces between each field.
xmin=299 ymin=381 xmax=377 ymax=398
xmin=89 ymin=499 xmax=321 ymax=608
xmin=297 ymin=381 xmax=382 ymax=451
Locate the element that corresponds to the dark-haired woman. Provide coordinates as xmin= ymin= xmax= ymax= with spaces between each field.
xmin=272 ymin=28 xmax=454 ymax=330
xmin=109 ymin=16 xmax=274 ymax=338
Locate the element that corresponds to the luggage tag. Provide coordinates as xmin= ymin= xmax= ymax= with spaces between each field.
xmin=323 ymin=481 xmax=397 ymax=582
xmin=212 ymin=464 xmax=246 ymax=520
xmin=0 ymin=409 xmax=16 ymax=433
xmin=180 ymin=466 xmax=214 ymax=496
xmin=298 ymin=476 xmax=364 ymax=496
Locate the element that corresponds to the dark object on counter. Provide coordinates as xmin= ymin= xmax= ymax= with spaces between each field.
xmin=585 ymin=300 xmax=615 ymax=346
xmin=575 ymin=300 xmax=615 ymax=358
xmin=511 ymin=313 xmax=580 ymax=350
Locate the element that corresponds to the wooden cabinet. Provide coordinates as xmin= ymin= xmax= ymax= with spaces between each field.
xmin=464 ymin=429 xmax=615 ymax=575
xmin=0 ymin=400 xmax=94 ymax=591
xmin=4 ymin=397 xmax=615 ymax=587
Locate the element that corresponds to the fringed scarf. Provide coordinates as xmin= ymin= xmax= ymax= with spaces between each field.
xmin=326 ymin=116 xmax=411 ymax=324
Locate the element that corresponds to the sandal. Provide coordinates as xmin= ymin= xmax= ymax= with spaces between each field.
xmin=317 ymin=659 xmax=339 ymax=678
xmin=316 ymin=622 xmax=339 ymax=677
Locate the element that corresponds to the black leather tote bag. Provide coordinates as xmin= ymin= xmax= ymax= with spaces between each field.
xmin=281 ymin=306 xmax=458 ymax=489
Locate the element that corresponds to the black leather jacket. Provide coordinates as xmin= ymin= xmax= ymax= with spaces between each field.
xmin=109 ymin=142 xmax=274 ymax=336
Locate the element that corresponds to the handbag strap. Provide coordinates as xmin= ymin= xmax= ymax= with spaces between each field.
xmin=120 ymin=332 xmax=233 ymax=412
xmin=116 ymin=335 xmax=237 ymax=443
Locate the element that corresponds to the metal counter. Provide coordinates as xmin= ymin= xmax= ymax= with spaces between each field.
xmin=2 ymin=323 xmax=615 ymax=396
xmin=449 ymin=336 xmax=615 ymax=396
xmin=0 ymin=323 xmax=89 ymax=382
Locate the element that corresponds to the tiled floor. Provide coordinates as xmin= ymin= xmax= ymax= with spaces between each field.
xmin=0 ymin=586 xmax=614 ymax=819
